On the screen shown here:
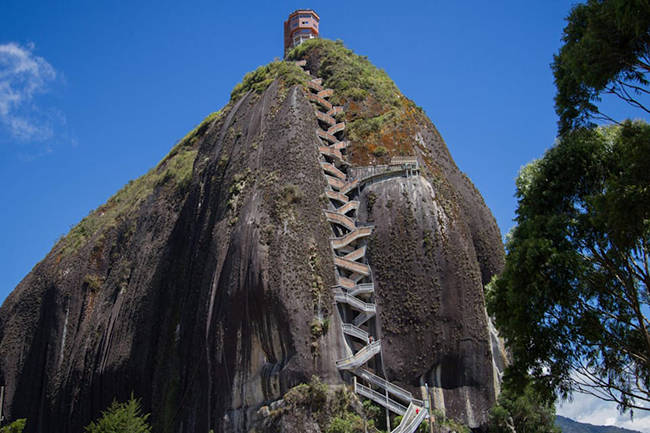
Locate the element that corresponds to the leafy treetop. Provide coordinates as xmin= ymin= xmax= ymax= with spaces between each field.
xmin=553 ymin=0 xmax=650 ymax=135
xmin=85 ymin=394 xmax=151 ymax=433
xmin=487 ymin=120 xmax=650 ymax=413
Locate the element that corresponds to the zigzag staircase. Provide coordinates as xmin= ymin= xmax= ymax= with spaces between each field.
xmin=295 ymin=59 xmax=429 ymax=433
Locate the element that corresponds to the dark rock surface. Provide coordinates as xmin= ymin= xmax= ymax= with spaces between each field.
xmin=353 ymin=117 xmax=505 ymax=429
xmin=0 ymin=56 xmax=505 ymax=432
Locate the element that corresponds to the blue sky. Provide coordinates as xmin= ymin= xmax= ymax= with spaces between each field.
xmin=1 ymin=0 xmax=647 ymax=427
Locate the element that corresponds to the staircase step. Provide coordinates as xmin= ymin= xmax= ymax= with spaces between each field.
xmin=353 ymin=369 xmax=412 ymax=403
xmin=348 ymin=283 xmax=374 ymax=297
xmin=334 ymin=256 xmax=370 ymax=276
xmin=331 ymin=226 xmax=374 ymax=249
xmin=391 ymin=403 xmax=428 ymax=433
xmin=328 ymin=122 xmax=346 ymax=136
xmin=336 ymin=200 xmax=359 ymax=215
xmin=316 ymin=110 xmax=336 ymax=126
xmin=307 ymin=93 xmax=333 ymax=110
xmin=307 ymin=80 xmax=324 ymax=92
xmin=342 ymin=324 xmax=370 ymax=344
xmin=354 ymin=381 xmax=407 ymax=415
xmin=336 ymin=340 xmax=381 ymax=370
xmin=324 ymin=210 xmax=356 ymax=231
xmin=317 ymin=129 xmax=338 ymax=144
xmin=333 ymin=289 xmax=375 ymax=313
xmin=340 ymin=177 xmax=360 ymax=195
xmin=354 ymin=311 xmax=375 ymax=327
xmin=318 ymin=145 xmax=344 ymax=163
xmin=337 ymin=276 xmax=356 ymax=289
xmin=320 ymin=162 xmax=346 ymax=180
xmin=318 ymin=88 xmax=334 ymax=99
xmin=342 ymin=246 xmax=367 ymax=262
xmin=326 ymin=190 xmax=349 ymax=204
xmin=325 ymin=174 xmax=346 ymax=191
xmin=328 ymin=106 xmax=344 ymax=117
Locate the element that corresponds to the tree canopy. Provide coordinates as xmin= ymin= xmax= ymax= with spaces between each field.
xmin=487 ymin=121 xmax=650 ymax=412
xmin=488 ymin=375 xmax=560 ymax=433
xmin=553 ymin=0 xmax=650 ymax=135
xmin=84 ymin=394 xmax=151 ymax=433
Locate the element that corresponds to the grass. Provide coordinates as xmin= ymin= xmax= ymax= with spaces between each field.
xmin=287 ymin=39 xmax=400 ymax=109
xmin=230 ymin=61 xmax=308 ymax=102
xmin=58 ymin=111 xmax=222 ymax=258
xmin=286 ymin=39 xmax=429 ymax=166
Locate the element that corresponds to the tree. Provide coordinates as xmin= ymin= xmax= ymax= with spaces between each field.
xmin=553 ymin=0 xmax=650 ymax=135
xmin=488 ymin=375 xmax=560 ymax=433
xmin=487 ymin=121 xmax=650 ymax=413
xmin=85 ymin=394 xmax=151 ymax=433
xmin=0 ymin=419 xmax=26 ymax=433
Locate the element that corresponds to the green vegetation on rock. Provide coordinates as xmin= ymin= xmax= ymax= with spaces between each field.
xmin=268 ymin=376 xmax=372 ymax=432
xmin=286 ymin=38 xmax=424 ymax=165
xmin=428 ymin=410 xmax=470 ymax=433
xmin=230 ymin=61 xmax=307 ymax=102
xmin=287 ymin=39 xmax=399 ymax=108
xmin=59 ymin=111 xmax=221 ymax=258
xmin=0 ymin=419 xmax=26 ymax=433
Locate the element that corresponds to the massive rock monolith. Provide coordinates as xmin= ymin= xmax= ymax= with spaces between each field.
xmin=0 ymin=39 xmax=505 ymax=432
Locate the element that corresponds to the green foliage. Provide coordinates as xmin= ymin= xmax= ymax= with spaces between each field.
xmin=85 ymin=394 xmax=151 ymax=433
xmin=0 ymin=419 xmax=26 ymax=433
xmin=277 ymin=378 xmax=371 ymax=432
xmin=227 ymin=168 xmax=252 ymax=211
xmin=286 ymin=39 xmax=400 ymax=108
xmin=487 ymin=121 xmax=650 ymax=412
xmin=362 ymin=399 xmax=385 ymax=431
xmin=553 ymin=0 xmax=650 ymax=134
xmin=326 ymin=413 xmax=365 ymax=433
xmin=372 ymin=146 xmax=389 ymax=157
xmin=281 ymin=183 xmax=303 ymax=205
xmin=429 ymin=409 xmax=470 ymax=433
xmin=84 ymin=274 xmax=103 ymax=291
xmin=60 ymin=111 xmax=220 ymax=257
xmin=347 ymin=113 xmax=391 ymax=143
xmin=286 ymin=39 xmax=407 ymax=152
xmin=488 ymin=376 xmax=560 ymax=433
xmin=230 ymin=61 xmax=307 ymax=102
xmin=310 ymin=317 xmax=330 ymax=338
xmin=271 ymin=183 xmax=304 ymax=221
xmin=283 ymin=376 xmax=329 ymax=410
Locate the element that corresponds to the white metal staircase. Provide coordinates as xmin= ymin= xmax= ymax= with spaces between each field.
xmin=296 ymin=60 xmax=429 ymax=432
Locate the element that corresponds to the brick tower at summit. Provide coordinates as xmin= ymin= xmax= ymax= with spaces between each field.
xmin=284 ymin=9 xmax=320 ymax=54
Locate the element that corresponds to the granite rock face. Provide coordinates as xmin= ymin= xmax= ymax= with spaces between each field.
xmin=0 ymin=52 xmax=505 ymax=432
